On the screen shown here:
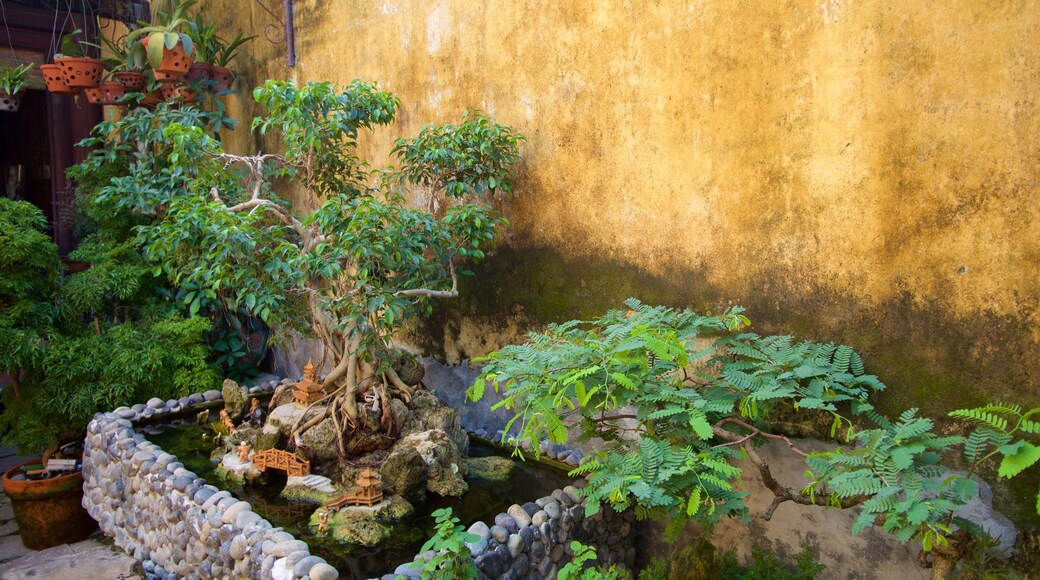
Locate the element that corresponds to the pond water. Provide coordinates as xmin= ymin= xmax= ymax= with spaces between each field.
xmin=142 ymin=420 xmax=573 ymax=579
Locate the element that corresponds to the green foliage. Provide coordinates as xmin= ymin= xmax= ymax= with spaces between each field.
xmin=0 ymin=63 xmax=34 ymax=94
xmin=0 ymin=199 xmax=61 ymax=376
xmin=948 ymin=403 xmax=1040 ymax=515
xmin=0 ymin=200 xmax=218 ymax=452
xmin=473 ymin=300 xmax=1040 ymax=565
xmin=558 ymin=541 xmax=627 ymax=580
xmin=637 ymin=556 xmax=669 ymax=580
xmin=719 ymin=542 xmax=826 ymax=580
xmin=392 ymin=110 xmax=526 ymax=198
xmin=410 ymin=508 xmax=479 ymax=579
xmin=127 ymin=0 xmax=198 ymax=69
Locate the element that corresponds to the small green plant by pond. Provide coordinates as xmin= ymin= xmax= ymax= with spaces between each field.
xmin=557 ymin=540 xmax=627 ymax=580
xmin=409 ymin=508 xmax=480 ymax=579
xmin=470 ymin=299 xmax=1040 ymax=580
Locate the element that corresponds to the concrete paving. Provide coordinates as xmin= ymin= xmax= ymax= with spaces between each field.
xmin=0 ymin=447 xmax=141 ymax=580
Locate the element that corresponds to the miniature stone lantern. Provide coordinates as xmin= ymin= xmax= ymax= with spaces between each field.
xmin=293 ymin=359 xmax=325 ymax=407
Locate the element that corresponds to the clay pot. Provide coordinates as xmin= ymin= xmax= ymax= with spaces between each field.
xmin=142 ymin=36 xmax=195 ymax=82
xmin=185 ymin=61 xmax=211 ymax=87
xmin=2 ymin=459 xmax=97 ymax=550
xmin=210 ymin=65 xmax=234 ymax=93
xmin=141 ymin=89 xmax=163 ymax=108
xmin=114 ymin=71 xmax=147 ymax=92
xmin=0 ymin=90 xmax=21 ymax=112
xmin=83 ymin=87 xmax=103 ymax=104
xmin=97 ymin=82 xmax=126 ymax=105
xmin=55 ymin=56 xmax=104 ymax=88
xmin=159 ymin=83 xmax=179 ymax=101
xmin=40 ymin=64 xmax=78 ymax=95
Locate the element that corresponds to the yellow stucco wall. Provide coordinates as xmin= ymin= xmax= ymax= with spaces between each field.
xmin=204 ymin=1 xmax=1040 ymax=419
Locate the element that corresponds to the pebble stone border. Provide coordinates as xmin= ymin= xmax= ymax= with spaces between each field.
xmin=386 ymin=484 xmax=637 ymax=580
xmin=82 ymin=378 xmax=339 ymax=580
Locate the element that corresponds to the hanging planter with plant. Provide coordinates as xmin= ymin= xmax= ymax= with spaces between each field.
xmin=94 ymin=33 xmax=147 ymax=92
xmin=39 ymin=64 xmax=76 ymax=95
xmin=0 ymin=64 xmax=34 ymax=112
xmin=127 ymin=0 xmax=198 ymax=83
xmin=54 ymin=30 xmax=104 ymax=89
xmin=209 ymin=32 xmax=254 ymax=94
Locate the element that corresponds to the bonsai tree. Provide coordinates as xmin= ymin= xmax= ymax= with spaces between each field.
xmin=135 ymin=79 xmax=524 ymax=456
xmin=470 ymin=299 xmax=1040 ymax=579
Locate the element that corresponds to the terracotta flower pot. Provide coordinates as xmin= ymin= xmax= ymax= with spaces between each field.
xmin=2 ymin=459 xmax=97 ymax=550
xmin=83 ymin=87 xmax=103 ymax=104
xmin=40 ymin=64 xmax=78 ymax=95
xmin=55 ymin=56 xmax=104 ymax=88
xmin=210 ymin=65 xmax=234 ymax=93
xmin=97 ymin=82 xmax=126 ymax=105
xmin=0 ymin=90 xmax=22 ymax=112
xmin=141 ymin=88 xmax=163 ymax=108
xmin=142 ymin=36 xmax=195 ymax=82
xmin=159 ymin=83 xmax=180 ymax=101
xmin=185 ymin=61 xmax=211 ymax=87
xmin=114 ymin=71 xmax=147 ymax=92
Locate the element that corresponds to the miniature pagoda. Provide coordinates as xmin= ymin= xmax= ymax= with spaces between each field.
xmin=293 ymin=359 xmax=325 ymax=407
xmin=325 ymin=468 xmax=384 ymax=510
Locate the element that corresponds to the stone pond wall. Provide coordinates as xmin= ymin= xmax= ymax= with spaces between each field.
xmin=386 ymin=484 xmax=636 ymax=580
xmin=81 ymin=380 xmax=339 ymax=580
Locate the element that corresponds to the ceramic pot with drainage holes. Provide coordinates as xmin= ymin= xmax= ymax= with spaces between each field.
xmin=0 ymin=90 xmax=22 ymax=112
xmin=114 ymin=71 xmax=147 ymax=92
xmin=40 ymin=64 xmax=78 ymax=95
xmin=210 ymin=65 xmax=234 ymax=93
xmin=55 ymin=56 xmax=104 ymax=89
xmin=142 ymin=37 xmax=194 ymax=82
xmin=83 ymin=87 xmax=103 ymax=104
xmin=97 ymin=82 xmax=126 ymax=105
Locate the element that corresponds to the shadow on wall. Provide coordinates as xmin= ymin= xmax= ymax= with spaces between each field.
xmin=416 ymin=243 xmax=1040 ymax=526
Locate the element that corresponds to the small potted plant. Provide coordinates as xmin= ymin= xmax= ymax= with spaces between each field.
xmin=0 ymin=64 xmax=34 ymax=112
xmin=93 ymin=33 xmax=147 ymax=92
xmin=54 ymin=29 xmax=104 ymax=89
xmin=185 ymin=13 xmax=219 ymax=88
xmin=210 ymin=32 xmax=255 ymax=93
xmin=127 ymin=0 xmax=198 ymax=83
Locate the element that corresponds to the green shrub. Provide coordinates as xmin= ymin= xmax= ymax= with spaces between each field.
xmin=410 ymin=507 xmax=479 ymax=579
xmin=719 ymin=542 xmax=825 ymax=580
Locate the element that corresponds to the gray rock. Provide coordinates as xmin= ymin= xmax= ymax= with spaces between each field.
xmin=270 ymin=539 xmax=308 ymax=558
xmin=116 ymin=408 xmax=138 ymax=420
xmin=308 ymin=562 xmax=339 ymax=580
xmin=507 ymin=533 xmax=524 ymax=558
xmin=131 ymin=404 xmax=146 ymax=413
xmin=475 ymin=544 xmax=512 ymax=577
xmin=514 ymin=553 xmax=530 ymax=576
xmin=293 ymin=555 xmax=325 ymax=578
xmin=203 ymin=389 xmax=222 ymax=401
xmin=380 ymin=446 xmax=428 ymax=502
xmin=222 ymin=378 xmax=249 ymax=421
xmin=508 ymin=504 xmax=532 ymax=527
xmin=491 ymin=524 xmax=510 ymax=543
xmin=531 ymin=511 xmax=548 ymax=526
xmin=495 ymin=513 xmax=519 ymax=533
xmin=222 ymin=500 xmax=252 ymax=524
xmin=543 ymin=500 xmax=561 ymax=519
xmin=236 ymin=510 xmax=262 ymax=529
xmin=230 ymin=535 xmax=248 ymax=560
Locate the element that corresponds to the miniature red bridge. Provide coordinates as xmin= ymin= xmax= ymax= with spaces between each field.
xmin=251 ymin=449 xmax=311 ymax=477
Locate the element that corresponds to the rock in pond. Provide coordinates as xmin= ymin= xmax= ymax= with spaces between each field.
xmin=463 ymin=456 xmax=516 ymax=481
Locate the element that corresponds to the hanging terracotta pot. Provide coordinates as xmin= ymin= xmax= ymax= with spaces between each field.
xmin=185 ymin=62 xmax=211 ymax=86
xmin=210 ymin=65 xmax=234 ymax=93
xmin=40 ymin=64 xmax=78 ymax=95
xmin=55 ymin=56 xmax=104 ymax=89
xmin=83 ymin=87 xmax=103 ymax=104
xmin=159 ymin=83 xmax=179 ymax=101
xmin=140 ymin=88 xmax=163 ymax=109
xmin=114 ymin=71 xmax=147 ymax=92
xmin=97 ymin=82 xmax=126 ymax=105
xmin=142 ymin=37 xmax=194 ymax=83
xmin=0 ymin=90 xmax=22 ymax=112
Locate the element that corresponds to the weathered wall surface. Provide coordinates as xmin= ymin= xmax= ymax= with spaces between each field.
xmin=205 ymin=1 xmax=1039 ymax=449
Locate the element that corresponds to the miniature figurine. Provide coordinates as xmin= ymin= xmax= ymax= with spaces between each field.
xmin=324 ymin=467 xmax=383 ymax=510
xmin=247 ymin=397 xmax=265 ymax=427
xmin=317 ymin=510 xmax=330 ymax=535
xmin=293 ymin=359 xmax=325 ymax=407
xmin=237 ymin=441 xmax=253 ymax=463
xmin=220 ymin=409 xmax=235 ymax=432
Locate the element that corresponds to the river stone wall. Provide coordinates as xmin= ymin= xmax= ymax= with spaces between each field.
xmin=385 ymin=483 xmax=636 ymax=580
xmin=82 ymin=378 xmax=339 ymax=580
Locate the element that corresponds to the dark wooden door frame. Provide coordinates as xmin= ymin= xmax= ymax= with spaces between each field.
xmin=4 ymin=3 xmax=102 ymax=255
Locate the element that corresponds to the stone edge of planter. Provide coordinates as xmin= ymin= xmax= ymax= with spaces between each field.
xmin=82 ymin=377 xmax=339 ymax=580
